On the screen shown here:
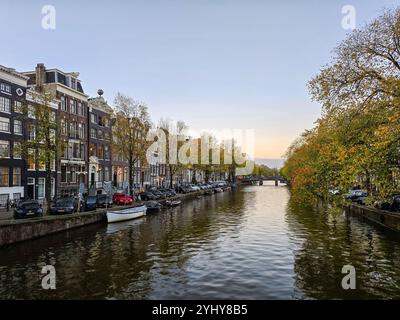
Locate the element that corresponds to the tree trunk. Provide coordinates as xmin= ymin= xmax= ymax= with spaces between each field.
xmin=45 ymin=160 xmax=52 ymax=214
xmin=129 ymin=158 xmax=134 ymax=196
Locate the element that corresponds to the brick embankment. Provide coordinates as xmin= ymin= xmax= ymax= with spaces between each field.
xmin=345 ymin=204 xmax=400 ymax=232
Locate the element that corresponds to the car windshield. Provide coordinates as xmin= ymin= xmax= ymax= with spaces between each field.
xmin=56 ymin=199 xmax=73 ymax=206
xmin=19 ymin=201 xmax=39 ymax=209
xmin=97 ymin=195 xmax=107 ymax=200
xmin=115 ymin=193 xmax=125 ymax=197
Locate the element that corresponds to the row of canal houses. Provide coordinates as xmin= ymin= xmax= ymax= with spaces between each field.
xmin=0 ymin=63 xmax=187 ymax=207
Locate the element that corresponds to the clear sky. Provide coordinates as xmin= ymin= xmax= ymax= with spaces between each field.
xmin=1 ymin=0 xmax=397 ymax=159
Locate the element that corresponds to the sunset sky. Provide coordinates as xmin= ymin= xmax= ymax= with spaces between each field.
xmin=1 ymin=0 xmax=397 ymax=159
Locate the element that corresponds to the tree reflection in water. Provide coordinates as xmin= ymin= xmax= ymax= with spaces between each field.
xmin=286 ymin=197 xmax=400 ymax=299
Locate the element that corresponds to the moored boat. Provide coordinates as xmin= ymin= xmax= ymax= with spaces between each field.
xmin=107 ymin=205 xmax=147 ymax=223
xmin=162 ymin=200 xmax=182 ymax=207
xmin=145 ymin=201 xmax=161 ymax=212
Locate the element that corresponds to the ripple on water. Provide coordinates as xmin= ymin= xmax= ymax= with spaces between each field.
xmin=1 ymin=183 xmax=400 ymax=299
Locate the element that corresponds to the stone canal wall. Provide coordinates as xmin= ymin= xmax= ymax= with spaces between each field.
xmin=346 ymin=204 xmax=400 ymax=232
xmin=0 ymin=191 xmax=206 ymax=246
xmin=0 ymin=210 xmax=107 ymax=246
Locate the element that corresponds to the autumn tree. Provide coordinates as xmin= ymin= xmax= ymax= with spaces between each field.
xmin=113 ymin=93 xmax=151 ymax=195
xmin=18 ymin=88 xmax=60 ymax=211
xmin=158 ymin=118 xmax=188 ymax=188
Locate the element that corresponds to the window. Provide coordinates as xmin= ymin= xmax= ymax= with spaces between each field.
xmin=0 ymin=140 xmax=10 ymax=158
xmin=38 ymin=150 xmax=45 ymax=171
xmin=0 ymin=97 xmax=11 ymax=113
xmin=38 ymin=178 xmax=45 ymax=198
xmin=70 ymin=99 xmax=76 ymax=114
xmin=69 ymin=122 xmax=77 ymax=138
xmin=0 ymin=117 xmax=10 ymax=132
xmin=78 ymin=123 xmax=84 ymax=139
xmin=28 ymin=105 xmax=35 ymax=119
xmin=13 ymin=142 xmax=21 ymax=159
xmin=61 ymin=166 xmax=67 ymax=183
xmin=12 ymin=168 xmax=21 ymax=186
xmin=27 ymin=149 xmax=35 ymax=170
xmin=13 ymin=120 xmax=22 ymax=135
xmin=104 ymin=145 xmax=109 ymax=160
xmin=104 ymin=167 xmax=110 ymax=182
xmin=0 ymin=167 xmax=9 ymax=187
xmin=104 ymin=118 xmax=109 ymax=127
xmin=61 ymin=119 xmax=67 ymax=135
xmin=0 ymin=194 xmax=9 ymax=207
xmin=0 ymin=83 xmax=11 ymax=94
xmin=90 ymin=143 xmax=95 ymax=157
xmin=91 ymin=128 xmax=97 ymax=139
xmin=28 ymin=124 xmax=35 ymax=141
xmin=61 ymin=96 xmax=67 ymax=111
xmin=91 ymin=113 xmax=96 ymax=123
xmin=70 ymin=166 xmax=76 ymax=183
xmin=14 ymin=101 xmax=23 ymax=113
xmin=98 ymin=145 xmax=103 ymax=159
xmin=80 ymin=103 xmax=85 ymax=116
xmin=71 ymin=78 xmax=77 ymax=90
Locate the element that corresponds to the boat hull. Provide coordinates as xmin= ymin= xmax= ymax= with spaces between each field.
xmin=107 ymin=206 xmax=147 ymax=223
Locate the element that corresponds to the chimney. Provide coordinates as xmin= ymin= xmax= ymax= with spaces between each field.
xmin=35 ymin=63 xmax=46 ymax=88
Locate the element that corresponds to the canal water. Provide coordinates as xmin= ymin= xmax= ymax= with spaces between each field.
xmin=1 ymin=182 xmax=400 ymax=299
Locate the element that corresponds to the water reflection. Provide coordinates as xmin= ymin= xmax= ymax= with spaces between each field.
xmin=286 ymin=198 xmax=400 ymax=299
xmin=0 ymin=184 xmax=400 ymax=299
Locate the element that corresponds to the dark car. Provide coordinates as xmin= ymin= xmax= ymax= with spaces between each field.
xmin=177 ymin=185 xmax=191 ymax=194
xmin=13 ymin=200 xmax=43 ymax=219
xmin=152 ymin=189 xmax=166 ymax=199
xmin=83 ymin=196 xmax=97 ymax=211
xmin=139 ymin=192 xmax=157 ymax=201
xmin=345 ymin=190 xmax=368 ymax=203
xmin=96 ymin=194 xmax=113 ymax=208
xmin=50 ymin=198 xmax=78 ymax=215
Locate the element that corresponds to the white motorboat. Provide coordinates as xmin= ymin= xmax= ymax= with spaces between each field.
xmin=107 ymin=205 xmax=147 ymax=223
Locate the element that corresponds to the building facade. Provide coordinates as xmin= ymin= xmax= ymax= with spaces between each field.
xmin=88 ymin=90 xmax=113 ymax=195
xmin=24 ymin=64 xmax=89 ymax=197
xmin=24 ymin=89 xmax=58 ymax=201
xmin=0 ymin=65 xmax=28 ymax=207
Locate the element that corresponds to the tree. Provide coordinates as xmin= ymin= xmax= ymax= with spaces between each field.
xmin=158 ymin=118 xmax=188 ymax=188
xmin=283 ymin=8 xmax=400 ymax=204
xmin=112 ymin=93 xmax=151 ymax=195
xmin=18 ymin=88 xmax=60 ymax=211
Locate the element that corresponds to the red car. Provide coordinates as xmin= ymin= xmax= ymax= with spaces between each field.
xmin=112 ymin=192 xmax=134 ymax=205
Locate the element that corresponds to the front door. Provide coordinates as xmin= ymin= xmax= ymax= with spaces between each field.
xmin=27 ymin=184 xmax=34 ymax=200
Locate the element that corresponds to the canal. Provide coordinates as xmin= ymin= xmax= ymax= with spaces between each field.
xmin=1 ymin=182 xmax=400 ymax=299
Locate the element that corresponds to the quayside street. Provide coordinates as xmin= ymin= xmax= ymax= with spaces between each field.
xmin=1 ymin=182 xmax=400 ymax=299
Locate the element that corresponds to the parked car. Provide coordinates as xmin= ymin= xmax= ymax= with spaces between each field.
xmin=345 ymin=190 xmax=368 ymax=204
xmin=112 ymin=192 xmax=134 ymax=205
xmin=83 ymin=196 xmax=97 ymax=211
xmin=151 ymin=189 xmax=166 ymax=199
xmin=139 ymin=191 xmax=157 ymax=201
xmin=189 ymin=184 xmax=201 ymax=192
xmin=50 ymin=197 xmax=78 ymax=215
xmin=177 ymin=185 xmax=191 ymax=194
xmin=96 ymin=194 xmax=113 ymax=208
xmin=13 ymin=200 xmax=43 ymax=219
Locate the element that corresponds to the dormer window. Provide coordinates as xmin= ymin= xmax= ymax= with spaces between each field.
xmin=71 ymin=78 xmax=77 ymax=90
